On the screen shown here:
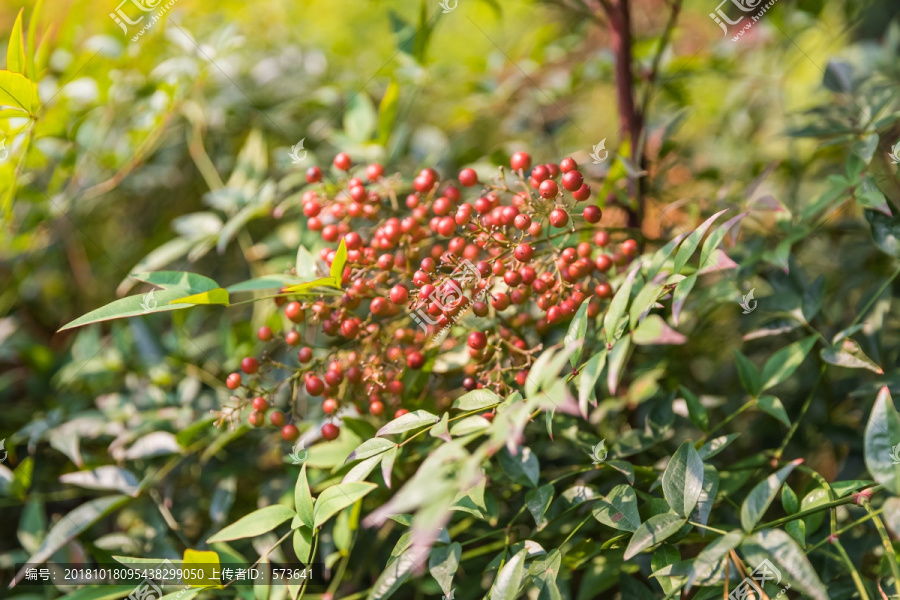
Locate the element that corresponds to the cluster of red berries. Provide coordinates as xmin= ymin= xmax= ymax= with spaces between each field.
xmin=218 ymin=151 xmax=639 ymax=442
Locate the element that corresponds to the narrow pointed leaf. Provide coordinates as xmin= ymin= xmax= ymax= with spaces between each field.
xmin=671 ymin=273 xmax=697 ymax=326
xmin=578 ymin=349 xmax=607 ymax=418
xmin=760 ymin=336 xmax=816 ymax=391
xmin=864 ymin=386 xmax=900 ymax=494
xmin=294 ymin=464 xmax=314 ymax=529
xmin=592 ymin=484 xmax=641 ymax=532
xmin=740 ymin=459 xmax=802 ymax=531
xmin=207 ymin=505 xmax=296 ymax=543
xmin=313 ymin=482 xmax=376 ymax=528
xmin=377 ymin=410 xmax=440 ymax=436
xmin=169 ymin=287 xmax=230 ymax=306
xmin=604 ymin=262 xmax=640 ymax=345
xmin=623 ymin=513 xmax=686 ymax=560
xmin=490 ymin=548 xmax=527 ymax=600
xmin=565 ymin=300 xmax=590 ymax=366
xmin=673 ymin=210 xmax=727 ymax=273
xmin=662 ymin=441 xmax=704 ymax=518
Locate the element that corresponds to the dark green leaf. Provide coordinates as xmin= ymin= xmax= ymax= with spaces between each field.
xmin=591 ymin=484 xmax=641 ymax=532
xmin=760 ymin=336 xmax=816 ymax=392
xmin=740 ymin=459 xmax=802 ymax=532
xmin=864 ymin=387 xmax=900 ymax=494
xmin=623 ymin=513 xmax=687 ymax=560
xmin=662 ymin=441 xmax=704 ymax=518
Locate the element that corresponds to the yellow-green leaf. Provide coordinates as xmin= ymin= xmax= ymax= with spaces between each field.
xmin=7 ymin=9 xmax=26 ymax=75
xmin=182 ymin=549 xmax=223 ymax=589
xmin=27 ymin=0 xmax=44 ymax=78
xmin=0 ymin=70 xmax=39 ymax=114
xmin=330 ymin=238 xmax=348 ymax=281
xmin=169 ymin=288 xmax=230 ymax=306
xmin=282 ymin=276 xmax=338 ymax=293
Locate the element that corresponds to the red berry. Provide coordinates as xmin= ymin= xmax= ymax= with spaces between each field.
xmin=306 ymin=166 xmax=323 ymax=183
xmin=459 ymin=168 xmax=478 ymax=187
xmin=561 ymin=170 xmax=584 ymax=192
xmin=333 ymin=153 xmax=352 ymax=171
xmin=321 ymin=423 xmax=340 ymax=440
xmin=390 ymin=284 xmax=409 ymax=304
xmin=573 ymin=184 xmax=592 ymax=201
xmin=514 ymin=243 xmax=534 ymax=263
xmin=257 ymin=326 xmax=273 ymax=341
xmin=323 ymin=398 xmax=338 ymax=414
xmin=270 ymin=411 xmax=285 ymax=427
xmin=344 ymin=232 xmax=363 ymax=250
xmin=298 ymin=347 xmax=313 ymax=363
xmin=510 ymin=151 xmax=532 ymax=171
xmin=595 ymin=282 xmax=612 ymax=298
xmin=622 ymin=239 xmax=639 ymax=256
xmin=369 ymin=400 xmax=385 ymax=415
xmin=433 ymin=196 xmax=452 ymax=216
xmin=407 ymin=351 xmax=426 ymax=369
xmin=286 ymin=331 xmax=301 ymax=346
xmin=281 ymin=424 xmax=300 ymax=442
xmin=539 ymin=180 xmax=559 ymax=199
xmin=394 ymin=408 xmax=410 ymax=418
xmin=583 ymin=206 xmax=602 ymax=223
xmin=366 ymin=163 xmax=384 ymax=181
xmin=514 ymin=214 xmax=532 ymax=230
xmin=468 ymin=331 xmax=487 ymax=350
xmin=370 ymin=297 xmax=389 ymax=316
xmin=252 ymin=396 xmax=269 ymax=412
xmin=306 ymin=376 xmax=325 ymax=396
xmin=547 ymin=306 xmax=563 ymax=323
xmin=241 ymin=357 xmax=259 ymax=374
xmin=559 ymin=157 xmax=577 ymax=172
xmin=285 ymin=301 xmax=304 ymax=323
xmin=531 ymin=165 xmax=550 ymax=183
xmin=549 ymin=209 xmax=569 ymax=228
xmin=249 ymin=411 xmax=265 ymax=427
xmin=226 ymin=373 xmax=242 ymax=390
xmin=340 ymin=319 xmax=359 ymax=339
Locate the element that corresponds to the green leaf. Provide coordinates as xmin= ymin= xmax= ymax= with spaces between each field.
xmin=662 ymin=441 xmax=704 ymax=518
xmin=428 ymin=542 xmax=461 ymax=596
xmin=294 ymin=464 xmax=314 ymax=529
xmin=313 ymin=482 xmax=376 ymax=528
xmin=429 ymin=412 xmax=451 ymax=443
xmin=679 ymin=386 xmax=708 ymax=430
xmin=760 ymin=336 xmax=816 ymax=391
xmin=343 ymin=454 xmax=383 ymax=484
xmin=377 ymin=409 xmax=440 ymax=436
xmin=0 ymin=69 xmax=37 ymax=115
xmin=652 ymin=545 xmax=681 ymax=595
xmin=690 ymin=465 xmax=719 ymax=528
xmin=673 ymin=210 xmax=727 ymax=274
xmin=490 ymin=548 xmax=527 ymax=600
xmin=698 ymin=434 xmax=740 ymax=460
xmin=59 ymin=466 xmax=140 ymax=497
xmin=565 ymin=299 xmax=590 ymax=366
xmin=629 ymin=283 xmax=664 ymax=330
xmin=449 ymin=415 xmax=492 ymax=436
xmin=498 ymin=446 xmax=539 ymax=487
xmin=346 ymin=438 xmax=396 ymax=462
xmin=671 ymin=273 xmax=697 ymax=326
xmin=741 ymin=529 xmax=829 ymax=600
xmin=781 ymin=484 xmax=800 ymax=515
xmin=591 ymin=484 xmax=641 ymax=532
xmin=207 ymin=505 xmax=296 ymax=543
xmin=58 ymin=288 xmax=197 ymax=331
xmin=377 ymin=80 xmax=400 ymax=146
xmin=604 ymin=262 xmax=640 ymax=345
xmin=368 ymin=548 xmax=417 ymax=600
xmin=578 ymin=349 xmax=607 ymax=418
xmin=646 ymin=231 xmax=688 ymax=280
xmin=381 ymin=445 xmax=398 ymax=488
xmin=606 ymin=336 xmax=631 ymax=395
xmin=733 ymin=350 xmax=761 ymax=397
xmin=7 ymin=9 xmax=26 ymax=74
xmin=169 ymin=287 xmax=230 ymax=307
xmin=292 ymin=528 xmax=312 ymax=562
xmin=632 ymin=314 xmax=686 ymax=345
xmin=865 ymin=208 xmax=900 ymax=259
xmin=296 ymin=246 xmax=318 ymax=279
xmin=623 ymin=513 xmax=687 ymax=560
xmin=452 ymin=388 xmax=501 ymax=411
xmin=685 ymin=530 xmax=744 ymax=589
xmin=757 ymin=396 xmax=790 ymax=427
xmin=864 ymin=386 xmax=900 ymax=494
xmin=525 ymin=484 xmax=554 ymax=529
xmin=740 ymin=459 xmax=802 ymax=532
xmin=820 ymin=337 xmax=883 ymax=373
xmin=344 ymin=93 xmax=377 ymax=143
xmin=699 ymin=212 xmax=747 ymax=269
xmin=26 ymin=0 xmax=42 ymax=78
xmin=130 ymin=271 xmax=219 ymax=293
xmin=17 ymin=495 xmax=131 ymax=582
